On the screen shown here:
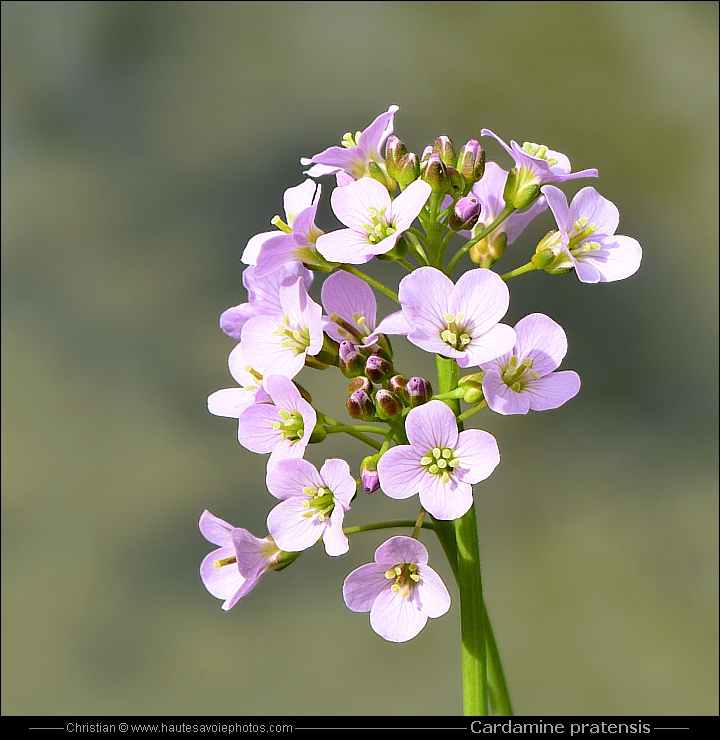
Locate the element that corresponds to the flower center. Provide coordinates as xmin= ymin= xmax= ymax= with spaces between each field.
xmin=243 ymin=365 xmax=264 ymax=392
xmin=440 ymin=312 xmax=471 ymax=351
xmin=567 ymin=217 xmax=600 ymax=253
xmin=501 ymin=355 xmax=540 ymax=392
xmin=329 ymin=311 xmax=369 ymax=342
xmin=270 ymin=409 xmax=305 ymax=443
xmin=341 ymin=130 xmax=362 ymax=148
xmin=275 ymin=313 xmax=311 ymax=355
xmin=362 ymin=206 xmax=396 ymax=245
xmin=213 ymin=555 xmax=237 ymax=569
xmin=300 ymin=486 xmax=335 ymax=521
xmin=420 ymin=446 xmax=460 ymax=485
xmin=522 ymin=142 xmax=558 ymax=167
xmin=384 ymin=562 xmax=420 ymax=599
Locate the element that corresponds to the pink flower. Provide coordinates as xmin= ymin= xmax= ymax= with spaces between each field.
xmin=371 ymin=266 xmax=516 ymax=367
xmin=377 ymin=400 xmax=500 ymax=520
xmin=266 ymin=458 xmax=355 ymax=556
xmin=207 ymin=343 xmax=269 ymax=420
xmin=343 ymin=536 xmax=451 ymax=642
xmin=481 ymin=313 xmax=581 ymax=414
xmin=315 ymin=178 xmax=431 ymax=264
xmin=199 ymin=510 xmax=281 ymax=610
xmin=237 ymin=375 xmax=316 ymax=465
xmin=321 ymin=270 xmax=378 ymax=346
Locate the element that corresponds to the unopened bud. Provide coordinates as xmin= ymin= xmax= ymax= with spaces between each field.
xmin=385 ymin=136 xmax=408 ymax=181
xmin=469 ymin=232 xmax=507 ymax=267
xmin=449 ymin=195 xmax=481 ymax=231
xmin=458 ymin=372 xmax=485 ymax=390
xmin=365 ymin=354 xmax=394 ymax=383
xmin=339 ymin=340 xmax=367 ymax=378
xmin=394 ymin=152 xmax=420 ymax=188
xmin=360 ymin=454 xmax=381 ymax=493
xmin=532 ymin=231 xmax=573 ymax=273
xmin=375 ymin=389 xmax=403 ymax=421
xmin=347 ymin=389 xmax=376 ymax=421
xmin=404 ymin=376 xmax=433 ymax=407
xmin=420 ymin=153 xmax=451 ymax=196
xmin=503 ymin=169 xmax=518 ymax=205
xmin=463 ymin=386 xmax=484 ymax=404
xmin=456 ymin=140 xmax=485 ymax=192
xmin=446 ymin=164 xmax=466 ymax=198
xmin=433 ymin=135 xmax=456 ymax=166
xmin=513 ymin=183 xmax=540 ymax=210
xmin=367 ymin=161 xmax=396 ymax=193
xmin=314 ymin=334 xmax=340 ymax=367
xmin=387 ymin=374 xmax=409 ymax=395
xmin=308 ymin=417 xmax=327 ymax=444
xmin=347 ymin=376 xmax=372 ymax=394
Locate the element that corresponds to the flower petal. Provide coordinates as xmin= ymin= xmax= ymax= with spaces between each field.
xmin=343 ymin=563 xmax=389 ymax=612
xmin=416 ymin=565 xmax=451 ymax=618
xmin=199 ymin=510 xmax=234 ymax=547
xmin=405 ymin=400 xmax=459 ymax=451
xmin=569 ymin=187 xmax=619 ymax=238
xmin=453 ymin=429 xmax=500 ymax=484
xmin=513 ymin=313 xmax=568 ymax=375
xmin=523 ymin=371 xmax=581 ymax=411
xmin=388 ymin=180 xmax=431 ymax=232
xmin=461 ymin=323 xmax=516 ymax=367
xmin=316 ymin=228 xmax=374 ymax=264
xmin=330 ymin=177 xmax=391 ymax=231
xmin=321 ymin=270 xmax=377 ymax=335
xmin=374 ymin=535 xmax=429 ymax=568
xmin=398 ymin=267 xmax=453 ymax=333
xmin=376 ymin=444 xmax=426 ymax=500
xmin=207 ymin=387 xmax=258 ymax=419
xmin=237 ymin=404 xmax=283 ymax=453
xmin=370 ymin=587 xmax=428 ymax=642
xmin=267 ymin=498 xmax=324 ymax=552
xmin=319 ymin=458 xmax=356 ymax=507
xmin=482 ymin=372 xmax=532 ymax=415
xmin=266 ymin=458 xmax=323 ymax=500
xmin=419 ymin=473 xmax=473 ymax=520
xmin=578 ymin=235 xmax=642 ymax=283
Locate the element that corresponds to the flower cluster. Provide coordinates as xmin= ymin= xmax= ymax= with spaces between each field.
xmin=200 ymin=106 xmax=641 ymax=649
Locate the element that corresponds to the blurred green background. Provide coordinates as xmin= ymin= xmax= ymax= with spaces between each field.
xmin=2 ymin=0 xmax=717 ymax=717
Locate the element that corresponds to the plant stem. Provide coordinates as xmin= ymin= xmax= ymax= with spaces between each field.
xmin=446 ymin=204 xmax=516 ymax=276
xmin=343 ymin=520 xmax=435 ymax=536
xmin=339 ymin=264 xmax=399 ymax=303
xmin=320 ymin=414 xmax=382 ymax=450
xmin=500 ymin=261 xmax=537 ymax=281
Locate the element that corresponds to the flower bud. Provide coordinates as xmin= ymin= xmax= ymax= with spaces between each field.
xmin=314 ymin=334 xmax=340 ymax=367
xmin=433 ymin=135 xmax=456 ymax=166
xmin=394 ymin=152 xmax=420 ymax=188
xmin=365 ymin=354 xmax=394 ymax=383
xmin=469 ymin=232 xmax=507 ymax=267
xmin=420 ymin=145 xmax=433 ymax=163
xmin=420 ymin=153 xmax=451 ymax=196
xmin=385 ymin=135 xmax=408 ymax=180
xmin=374 ymin=389 xmax=403 ymax=421
xmin=502 ymin=168 xmax=518 ymax=205
xmin=449 ymin=195 xmax=481 ymax=231
xmin=339 ymin=340 xmax=368 ymax=378
xmin=308 ymin=416 xmax=327 ymax=444
xmin=513 ymin=183 xmax=540 ymax=210
xmin=367 ymin=160 xmax=396 ymax=193
xmin=346 ymin=389 xmax=376 ymax=421
xmin=387 ymin=374 xmax=409 ymax=395
xmin=446 ymin=164 xmax=466 ymax=198
xmin=404 ymin=376 xmax=433 ymax=407
xmin=531 ymin=231 xmax=573 ymax=273
xmin=347 ymin=376 xmax=372 ymax=394
xmin=463 ymin=386 xmax=484 ymax=404
xmin=458 ymin=372 xmax=485 ymax=390
xmin=360 ymin=454 xmax=381 ymax=493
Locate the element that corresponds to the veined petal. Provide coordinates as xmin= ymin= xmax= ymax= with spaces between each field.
xmin=416 ymin=565 xmax=451 ymax=618
xmin=242 ymin=231 xmax=276 ymax=265
xmin=323 ymin=507 xmax=349 ymax=556
xmin=367 ymin=310 xmax=411 ymax=344
xmin=241 ymin=315 xmax=306 ymax=380
xmin=398 ymin=267 xmax=453 ymax=333
xmin=200 ymin=547 xmax=248 ymax=603
xmin=237 ymin=404 xmax=283 ymax=453
xmin=266 ymin=458 xmax=323 ymax=500
xmin=254 ymin=235 xmax=306 ymax=278
xmin=343 ymin=563 xmax=389 ymax=612
xmin=207 ymin=387 xmax=258 ymax=418
xmin=462 ymin=323 xmax=516 ymax=367
xmin=541 ymin=185 xmax=572 ymax=234
xmin=357 ymin=104 xmax=399 ymax=158
xmin=405 ymin=400 xmax=458 ymax=451
xmin=232 ymin=529 xmax=277 ymax=581
xmin=283 ymin=180 xmax=319 ymax=224
xmin=523 ymin=371 xmax=581 ymax=411
xmin=513 ymin=313 xmax=567 ymax=375
xmin=453 ymin=429 xmax=500 ymax=484
xmin=374 ymin=535 xmax=429 ymax=568
xmin=330 ymin=177 xmax=391 ymax=232
xmin=389 ymin=180 xmax=431 ymax=232
xmin=321 ymin=271 xmax=377 ymax=334
xmin=482 ymin=372 xmax=532 ymax=415
xmin=419 ymin=473 xmax=473 ymax=520
xmin=316 ymin=229 xmax=374 ymax=264
xmin=370 ymin=587 xmax=428 ymax=642
xmin=319 ymin=458 xmax=356 ymax=507
xmin=450 ymin=268 xmax=510 ymax=337
xmin=267 ymin=497 xmax=325 ymax=553
xmin=376 ymin=445 xmax=426 ymax=500
xmin=219 ymin=304 xmax=255 ymax=340
xmin=569 ymin=187 xmax=619 ymax=238
xmin=578 ymin=235 xmax=642 ymax=282
xmin=199 ymin=510 xmax=234 ymax=547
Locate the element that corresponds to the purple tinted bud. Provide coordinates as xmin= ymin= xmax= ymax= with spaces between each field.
xmin=339 ymin=340 xmax=367 ymax=378
xmin=395 ymin=152 xmax=420 ymax=187
xmin=385 ymin=135 xmax=408 ymax=180
xmin=348 ymin=376 xmax=372 ymax=394
xmin=404 ymin=376 xmax=433 ymax=407
xmin=365 ymin=354 xmax=394 ymax=383
xmin=456 ymin=140 xmax=485 ymax=190
xmin=420 ymin=145 xmax=433 ymax=163
xmin=449 ymin=194 xmax=481 ymax=231
xmin=347 ymin=389 xmax=376 ymax=421
xmin=375 ymin=389 xmax=403 ymax=421
xmin=360 ymin=454 xmax=381 ymax=493
xmin=433 ymin=135 xmax=456 ymax=166
xmin=420 ymin=153 xmax=450 ymax=195
xmin=387 ymin=374 xmax=409 ymax=395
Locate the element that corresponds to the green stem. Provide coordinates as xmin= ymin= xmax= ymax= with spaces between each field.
xmin=446 ymin=204 xmax=516 ymax=276
xmin=500 ymin=261 xmax=537 ymax=281
xmin=320 ymin=414 xmax=382 ymax=451
xmin=457 ymin=399 xmax=488 ymax=423
xmin=339 ymin=264 xmax=399 ymax=303
xmin=324 ymin=425 xmax=387 ymax=435
xmin=343 ymin=520 xmax=435 ymax=536
xmin=397 ymin=258 xmax=416 ymax=272
xmin=484 ymin=603 xmax=514 ymax=716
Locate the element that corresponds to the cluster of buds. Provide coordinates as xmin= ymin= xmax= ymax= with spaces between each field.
xmin=385 ymin=135 xmax=485 ymax=201
xmin=346 ymin=367 xmax=433 ymax=423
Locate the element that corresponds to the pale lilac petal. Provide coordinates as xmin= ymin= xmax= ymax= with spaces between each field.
xmin=199 ymin=510 xmax=233 ymax=547
xmin=573 ymin=255 xmax=602 ymax=283
xmin=453 ymin=429 xmax=500 ymax=484
xmin=419 ymin=474 xmax=473 ymax=520
xmin=291 ymin=205 xmax=323 ymax=247
xmin=316 ymin=229 xmax=374 ymax=264
xmin=504 ymin=195 xmax=548 ymax=244
xmin=319 ymin=458 xmax=356 ymax=507
xmin=302 ymin=161 xmax=341 ymax=178
xmin=450 ymin=269 xmax=510 ymax=337
xmin=398 ymin=267 xmax=453 ymax=333
xmin=541 ymin=185 xmax=572 ymax=233
xmin=388 ymin=180 xmax=431 ymax=232
xmin=370 ymin=587 xmax=428 ymax=642
xmin=470 ymin=162 xmax=507 ymax=224
xmin=219 ymin=304 xmax=255 ymax=340
xmin=376 ymin=445 xmax=426 ymax=500
xmin=368 ymin=310 xmax=411 ymax=339
xmin=523 ymin=371 xmax=581 ymax=411
xmin=283 ymin=180 xmax=319 ymax=224
xmin=461 ymin=323 xmax=516 ymax=367
xmin=513 ymin=313 xmax=567 ymax=375
xmin=304 ymin=145 xmax=363 ymax=174
xmin=482 ymin=372 xmax=532 ymax=415
xmin=406 ymin=327 xmax=465 ymax=360
xmin=207 ymin=387 xmax=258 ymax=418
xmin=237 ymin=404 xmax=283 ymax=453
xmin=241 ymin=315 xmax=305 ymax=379
xmin=254 ymin=234 xmax=304 ymax=278
xmin=405 ymin=400 xmax=458 ymax=451
xmin=569 ymin=187 xmax=619 ymax=238
xmin=266 ymin=458 xmax=323 ymax=500
xmin=323 ymin=508 xmax=349 ymax=556
xmin=200 ymin=547 xmax=249 ymax=604
xmin=374 ymin=535 xmax=429 ymax=568
xmin=267 ymin=498 xmax=324 ymax=552
xmin=357 ymin=105 xmax=398 ymax=158
xmin=578 ymin=236 xmax=642 ymax=282
xmin=241 ymin=231 xmax=276 ymax=265
xmin=321 ymin=271 xmax=377 ymax=334
xmin=416 ymin=565 xmax=451 ymax=618
xmin=480 ymin=128 xmax=515 ymax=158
xmin=232 ymin=529 xmax=276 ymax=581
xmin=331 ymin=177 xmax=391 ymax=231
xmin=343 ymin=563 xmax=388 ymax=612
xmin=264 ymin=375 xmax=301 ymax=410
xmin=267 ymin=435 xmax=307 ymax=466
xmin=227 ymin=343 xmax=258 ymax=386
xmin=336 ymin=171 xmax=355 ymax=187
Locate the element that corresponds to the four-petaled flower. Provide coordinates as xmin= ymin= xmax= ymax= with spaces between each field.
xmin=371 ymin=266 xmax=516 ymax=368
xmin=377 ymin=400 xmax=500 ymax=519
xmin=343 ymin=535 xmax=451 ymax=642
xmin=480 ymin=313 xmax=581 ymax=415
xmin=241 ymin=275 xmax=324 ymax=380
xmin=541 ymin=185 xmax=642 ymax=283
xmin=237 ymin=375 xmax=316 ymax=465
xmin=266 ymin=458 xmax=355 ymax=556
xmin=199 ymin=510 xmax=282 ymax=610
xmin=301 ymin=105 xmax=399 ymax=185
xmin=315 ymin=178 xmax=431 ymax=264
xmin=207 ymin=342 xmax=269 ymax=420
xmin=321 ymin=270 xmax=379 ymax=347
